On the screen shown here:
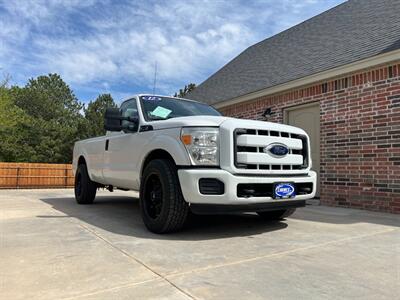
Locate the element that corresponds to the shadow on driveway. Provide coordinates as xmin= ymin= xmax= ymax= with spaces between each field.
xmin=39 ymin=195 xmax=288 ymax=240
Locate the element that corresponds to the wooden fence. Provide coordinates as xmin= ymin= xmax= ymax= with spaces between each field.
xmin=0 ymin=162 xmax=74 ymax=189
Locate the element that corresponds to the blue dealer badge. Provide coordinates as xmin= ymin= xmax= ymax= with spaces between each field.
xmin=274 ymin=183 xmax=295 ymax=198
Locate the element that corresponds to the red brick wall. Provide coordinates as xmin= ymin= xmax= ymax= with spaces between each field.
xmin=220 ymin=62 xmax=400 ymax=213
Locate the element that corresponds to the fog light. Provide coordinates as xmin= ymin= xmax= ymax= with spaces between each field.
xmin=199 ymin=178 xmax=224 ymax=195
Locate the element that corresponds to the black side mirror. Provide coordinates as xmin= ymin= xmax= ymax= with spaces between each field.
xmin=104 ymin=108 xmax=138 ymax=132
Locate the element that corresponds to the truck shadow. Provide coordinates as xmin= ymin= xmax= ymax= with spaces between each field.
xmin=39 ymin=195 xmax=288 ymax=240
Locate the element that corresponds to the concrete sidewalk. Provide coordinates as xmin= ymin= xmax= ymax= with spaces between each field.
xmin=1 ymin=189 xmax=399 ymax=299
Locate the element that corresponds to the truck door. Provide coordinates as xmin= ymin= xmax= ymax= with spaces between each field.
xmin=102 ymin=98 xmax=144 ymax=190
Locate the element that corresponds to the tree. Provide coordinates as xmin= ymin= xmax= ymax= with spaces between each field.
xmin=174 ymin=83 xmax=196 ymax=98
xmin=84 ymin=94 xmax=117 ymax=138
xmin=0 ymin=74 xmax=117 ymax=163
xmin=12 ymin=73 xmax=83 ymax=124
xmin=0 ymin=87 xmax=37 ymax=162
xmin=7 ymin=73 xmax=86 ymax=163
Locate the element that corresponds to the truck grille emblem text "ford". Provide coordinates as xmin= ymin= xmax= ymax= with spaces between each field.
xmin=264 ymin=143 xmax=289 ymax=157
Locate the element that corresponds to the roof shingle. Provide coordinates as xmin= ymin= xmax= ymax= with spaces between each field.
xmin=188 ymin=0 xmax=400 ymax=105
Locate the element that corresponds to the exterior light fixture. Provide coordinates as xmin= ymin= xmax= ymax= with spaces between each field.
xmin=262 ymin=107 xmax=274 ymax=119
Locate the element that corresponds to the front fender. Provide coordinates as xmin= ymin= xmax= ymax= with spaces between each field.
xmin=137 ymin=132 xmax=191 ymax=174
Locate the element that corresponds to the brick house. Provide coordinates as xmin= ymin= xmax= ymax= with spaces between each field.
xmin=188 ymin=0 xmax=400 ymax=213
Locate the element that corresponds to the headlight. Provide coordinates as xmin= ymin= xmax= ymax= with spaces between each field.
xmin=181 ymin=127 xmax=219 ymax=166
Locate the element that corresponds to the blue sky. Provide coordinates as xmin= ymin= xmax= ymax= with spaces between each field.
xmin=0 ymin=0 xmax=345 ymax=104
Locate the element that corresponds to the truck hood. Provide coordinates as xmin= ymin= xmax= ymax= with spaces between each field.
xmin=149 ymin=116 xmax=230 ymax=130
xmin=149 ymin=115 xmax=307 ymax=135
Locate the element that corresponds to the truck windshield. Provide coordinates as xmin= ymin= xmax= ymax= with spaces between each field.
xmin=139 ymin=95 xmax=221 ymax=121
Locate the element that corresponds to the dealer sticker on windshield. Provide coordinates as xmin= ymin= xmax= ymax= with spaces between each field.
xmin=150 ymin=106 xmax=172 ymax=119
xmin=141 ymin=96 xmax=162 ymax=101
xmin=274 ymin=183 xmax=295 ymax=199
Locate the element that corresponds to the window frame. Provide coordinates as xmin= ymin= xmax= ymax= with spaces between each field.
xmin=120 ymin=98 xmax=139 ymax=133
xmin=138 ymin=95 xmax=221 ymax=122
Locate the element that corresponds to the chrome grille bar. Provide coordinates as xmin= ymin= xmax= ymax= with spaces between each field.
xmin=234 ymin=128 xmax=308 ymax=171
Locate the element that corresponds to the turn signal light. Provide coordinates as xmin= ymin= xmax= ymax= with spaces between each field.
xmin=181 ymin=134 xmax=192 ymax=145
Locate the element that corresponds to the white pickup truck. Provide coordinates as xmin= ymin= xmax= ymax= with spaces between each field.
xmin=73 ymin=95 xmax=316 ymax=233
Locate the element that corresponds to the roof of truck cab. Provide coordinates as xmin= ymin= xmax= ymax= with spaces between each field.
xmin=120 ymin=94 xmax=204 ymax=105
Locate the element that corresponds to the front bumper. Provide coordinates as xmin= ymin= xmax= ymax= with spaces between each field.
xmin=177 ymin=169 xmax=317 ymax=206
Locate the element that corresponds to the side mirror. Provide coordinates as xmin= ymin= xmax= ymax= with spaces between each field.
xmin=104 ymin=108 xmax=138 ymax=132
xmin=104 ymin=108 xmax=123 ymax=131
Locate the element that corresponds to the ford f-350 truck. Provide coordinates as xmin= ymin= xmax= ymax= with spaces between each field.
xmin=73 ymin=95 xmax=316 ymax=233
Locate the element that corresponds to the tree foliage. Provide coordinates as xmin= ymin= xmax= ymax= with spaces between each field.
xmin=84 ymin=93 xmax=117 ymax=138
xmin=0 ymin=87 xmax=36 ymax=162
xmin=174 ymin=83 xmax=196 ymax=98
xmin=0 ymin=73 xmax=115 ymax=163
xmin=12 ymin=74 xmax=82 ymax=123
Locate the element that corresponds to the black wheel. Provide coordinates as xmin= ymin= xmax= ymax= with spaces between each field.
xmin=140 ymin=159 xmax=189 ymax=233
xmin=257 ymin=208 xmax=296 ymax=220
xmin=74 ymin=164 xmax=97 ymax=204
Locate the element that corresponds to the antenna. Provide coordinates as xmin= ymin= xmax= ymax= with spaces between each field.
xmin=152 ymin=61 xmax=157 ymax=95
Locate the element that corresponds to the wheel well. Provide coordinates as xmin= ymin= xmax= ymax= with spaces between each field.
xmin=141 ymin=149 xmax=176 ymax=176
xmin=78 ymin=156 xmax=86 ymax=166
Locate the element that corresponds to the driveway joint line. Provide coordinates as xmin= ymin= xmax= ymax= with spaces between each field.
xmin=165 ymin=228 xmax=396 ymax=278
xmin=61 ymin=278 xmax=161 ymax=300
xmin=76 ymin=221 xmax=196 ymax=300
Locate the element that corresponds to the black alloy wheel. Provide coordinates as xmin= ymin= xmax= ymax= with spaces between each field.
xmin=140 ymin=159 xmax=189 ymax=233
xmin=143 ymin=174 xmax=163 ymax=219
xmin=74 ymin=163 xmax=97 ymax=204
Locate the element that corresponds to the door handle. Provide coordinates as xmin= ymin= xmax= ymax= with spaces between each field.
xmin=105 ymin=139 xmax=109 ymax=151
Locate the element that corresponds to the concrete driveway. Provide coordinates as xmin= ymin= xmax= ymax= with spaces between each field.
xmin=1 ymin=189 xmax=399 ymax=299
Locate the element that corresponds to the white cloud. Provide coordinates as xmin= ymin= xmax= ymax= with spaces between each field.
xmin=0 ymin=0 xmax=345 ymax=99
xmin=30 ymin=3 xmax=256 ymax=90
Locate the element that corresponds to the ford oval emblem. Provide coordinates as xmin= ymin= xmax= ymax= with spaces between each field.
xmin=264 ymin=143 xmax=289 ymax=157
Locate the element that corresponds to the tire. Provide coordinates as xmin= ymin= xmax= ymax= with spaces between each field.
xmin=257 ymin=208 xmax=296 ymax=220
xmin=74 ymin=164 xmax=97 ymax=204
xmin=140 ymin=159 xmax=189 ymax=233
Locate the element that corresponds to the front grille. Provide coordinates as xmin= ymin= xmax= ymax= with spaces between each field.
xmin=234 ymin=128 xmax=309 ymax=171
